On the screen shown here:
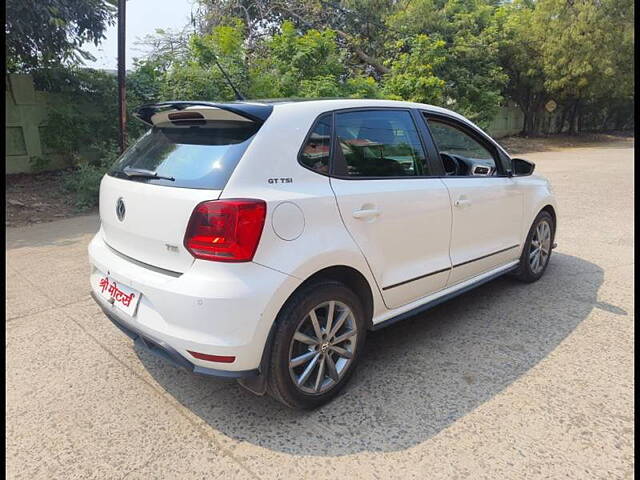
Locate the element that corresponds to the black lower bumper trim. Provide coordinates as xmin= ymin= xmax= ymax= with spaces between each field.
xmin=90 ymin=291 xmax=259 ymax=379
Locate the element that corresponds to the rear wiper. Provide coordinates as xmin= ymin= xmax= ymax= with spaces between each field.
xmin=123 ymin=167 xmax=175 ymax=181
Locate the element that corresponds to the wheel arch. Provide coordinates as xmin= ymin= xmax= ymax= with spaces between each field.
xmin=238 ymin=263 xmax=376 ymax=396
xmin=541 ymin=204 xmax=557 ymax=228
xmin=291 ymin=265 xmax=375 ymax=329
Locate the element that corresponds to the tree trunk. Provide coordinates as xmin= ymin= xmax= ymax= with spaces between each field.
xmin=544 ymin=112 xmax=552 ymax=134
xmin=521 ymin=104 xmax=537 ymax=136
xmin=521 ymin=111 xmax=530 ymax=135
xmin=614 ymin=111 xmax=627 ymax=130
xmin=567 ymin=100 xmax=579 ymax=135
xmin=601 ymin=109 xmax=614 ymax=131
xmin=576 ymin=103 xmax=583 ymax=133
xmin=558 ymin=107 xmax=567 ymax=134
xmin=334 ymin=30 xmax=390 ymax=75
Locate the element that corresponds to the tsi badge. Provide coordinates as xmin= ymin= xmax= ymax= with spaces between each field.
xmin=165 ymin=244 xmax=179 ymax=253
xmin=268 ymin=177 xmax=293 ymax=184
xmin=116 ymin=197 xmax=126 ymax=221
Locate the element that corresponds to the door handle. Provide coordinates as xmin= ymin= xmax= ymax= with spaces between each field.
xmin=454 ymin=198 xmax=471 ymax=208
xmin=353 ymin=208 xmax=380 ymax=219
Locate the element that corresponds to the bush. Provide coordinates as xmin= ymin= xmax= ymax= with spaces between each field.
xmin=28 ymin=155 xmax=52 ymax=172
xmin=63 ymin=141 xmax=119 ymax=210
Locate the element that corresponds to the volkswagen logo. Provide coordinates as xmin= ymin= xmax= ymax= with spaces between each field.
xmin=116 ymin=198 xmax=126 ymax=221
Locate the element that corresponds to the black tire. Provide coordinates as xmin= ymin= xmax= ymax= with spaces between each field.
xmin=511 ymin=210 xmax=555 ymax=283
xmin=266 ymin=280 xmax=367 ymax=409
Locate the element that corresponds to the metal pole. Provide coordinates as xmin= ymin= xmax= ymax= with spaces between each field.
xmin=117 ymin=0 xmax=127 ymax=153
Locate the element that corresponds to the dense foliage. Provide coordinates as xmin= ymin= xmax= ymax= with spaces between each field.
xmin=127 ymin=0 xmax=633 ymax=134
xmin=6 ymin=0 xmax=116 ymax=71
xmin=15 ymin=0 xmax=634 ymax=207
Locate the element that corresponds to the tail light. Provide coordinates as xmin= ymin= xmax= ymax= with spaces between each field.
xmin=184 ymin=199 xmax=266 ymax=262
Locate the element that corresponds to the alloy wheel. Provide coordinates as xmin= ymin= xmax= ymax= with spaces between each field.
xmin=288 ymin=300 xmax=358 ymax=394
xmin=529 ymin=219 xmax=552 ymax=274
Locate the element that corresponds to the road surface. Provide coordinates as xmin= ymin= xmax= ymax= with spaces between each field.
xmin=6 ymin=139 xmax=634 ymax=479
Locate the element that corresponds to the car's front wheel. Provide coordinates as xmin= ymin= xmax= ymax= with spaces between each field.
xmin=512 ymin=210 xmax=555 ymax=283
xmin=266 ymin=280 xmax=366 ymax=409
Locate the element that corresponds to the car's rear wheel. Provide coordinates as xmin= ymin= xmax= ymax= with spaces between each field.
xmin=512 ymin=210 xmax=555 ymax=283
xmin=266 ymin=280 xmax=366 ymax=409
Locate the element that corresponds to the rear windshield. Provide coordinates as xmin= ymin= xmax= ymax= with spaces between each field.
xmin=108 ymin=120 xmax=260 ymax=189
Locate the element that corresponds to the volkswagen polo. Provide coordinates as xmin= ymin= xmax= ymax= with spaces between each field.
xmin=89 ymin=99 xmax=557 ymax=409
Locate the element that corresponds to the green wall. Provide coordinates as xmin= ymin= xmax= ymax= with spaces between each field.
xmin=486 ymin=104 xmax=525 ymax=138
xmin=5 ymin=74 xmax=69 ymax=174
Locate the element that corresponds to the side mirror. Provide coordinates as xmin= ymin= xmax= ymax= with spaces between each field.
xmin=512 ymin=158 xmax=535 ymax=176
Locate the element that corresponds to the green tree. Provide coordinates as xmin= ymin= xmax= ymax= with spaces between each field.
xmin=386 ymin=0 xmax=507 ymax=126
xmin=532 ymin=0 xmax=634 ymax=133
xmin=195 ymin=0 xmax=395 ymax=76
xmin=6 ymin=0 xmax=116 ymax=71
xmin=248 ymin=20 xmax=380 ymax=99
xmin=492 ymin=0 xmax=546 ymax=134
xmin=382 ymin=35 xmax=446 ymax=104
xmin=137 ymin=20 xmax=249 ymax=101
xmin=128 ymin=27 xmax=199 ymax=103
xmin=252 ymin=21 xmax=345 ymax=98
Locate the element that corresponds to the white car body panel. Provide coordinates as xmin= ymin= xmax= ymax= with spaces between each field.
xmin=89 ymin=228 xmax=300 ymax=371
xmin=442 ymin=176 xmax=524 ymax=285
xmin=515 ymin=174 xmax=558 ymax=241
xmin=330 ymin=177 xmax=452 ymax=309
xmin=99 ymin=175 xmax=221 ymax=273
xmin=90 ymin=98 xmax=558 ymax=375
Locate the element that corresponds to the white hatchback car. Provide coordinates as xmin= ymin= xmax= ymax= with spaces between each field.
xmin=89 ymin=99 xmax=557 ymax=409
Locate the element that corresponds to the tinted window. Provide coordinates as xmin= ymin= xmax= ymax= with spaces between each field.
xmin=108 ymin=120 xmax=260 ymax=189
xmin=335 ymin=110 xmax=427 ymax=177
xmin=299 ymin=114 xmax=331 ymax=174
xmin=426 ymin=119 xmax=497 ymax=176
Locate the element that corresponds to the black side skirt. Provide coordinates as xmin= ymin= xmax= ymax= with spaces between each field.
xmin=372 ymin=264 xmax=518 ymax=331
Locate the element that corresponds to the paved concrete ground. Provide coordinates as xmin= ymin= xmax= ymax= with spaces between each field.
xmin=6 ymin=139 xmax=634 ymax=479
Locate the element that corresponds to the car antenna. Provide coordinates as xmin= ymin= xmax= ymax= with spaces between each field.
xmin=210 ymin=51 xmax=245 ymax=101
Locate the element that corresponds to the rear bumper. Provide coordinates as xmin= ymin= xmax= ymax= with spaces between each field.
xmin=88 ymin=230 xmax=299 ymax=372
xmin=91 ymin=291 xmax=258 ymax=378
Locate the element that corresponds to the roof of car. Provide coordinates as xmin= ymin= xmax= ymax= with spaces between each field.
xmin=236 ymin=97 xmax=444 ymax=110
xmin=135 ymin=98 xmax=469 ymax=131
xmin=242 ymin=98 xmax=465 ymax=120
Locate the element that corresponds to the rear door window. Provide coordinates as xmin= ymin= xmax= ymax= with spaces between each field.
xmin=334 ymin=110 xmax=428 ymax=177
xmin=108 ymin=120 xmax=260 ymax=189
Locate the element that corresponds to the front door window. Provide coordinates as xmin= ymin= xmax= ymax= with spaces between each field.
xmin=426 ymin=119 xmax=497 ymax=177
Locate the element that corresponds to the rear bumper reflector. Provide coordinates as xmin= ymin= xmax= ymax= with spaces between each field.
xmin=188 ymin=350 xmax=236 ymax=363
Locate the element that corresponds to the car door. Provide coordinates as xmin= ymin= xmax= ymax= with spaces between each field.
xmin=329 ymin=109 xmax=452 ymax=309
xmin=423 ymin=114 xmax=524 ymax=286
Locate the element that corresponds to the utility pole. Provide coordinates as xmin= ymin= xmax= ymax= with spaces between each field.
xmin=117 ymin=0 xmax=127 ymax=153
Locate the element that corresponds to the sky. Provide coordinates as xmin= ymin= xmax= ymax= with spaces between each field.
xmin=83 ymin=0 xmax=195 ymax=70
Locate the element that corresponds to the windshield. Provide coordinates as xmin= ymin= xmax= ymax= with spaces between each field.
xmin=108 ymin=120 xmax=260 ymax=189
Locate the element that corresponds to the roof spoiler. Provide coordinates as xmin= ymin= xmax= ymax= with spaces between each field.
xmin=133 ymin=101 xmax=273 ymax=126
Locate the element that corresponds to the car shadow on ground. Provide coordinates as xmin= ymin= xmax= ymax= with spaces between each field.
xmin=136 ymin=252 xmax=618 ymax=456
